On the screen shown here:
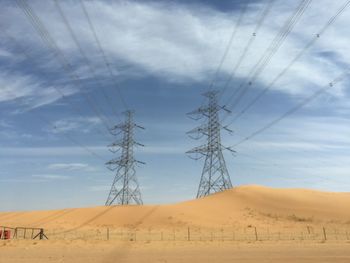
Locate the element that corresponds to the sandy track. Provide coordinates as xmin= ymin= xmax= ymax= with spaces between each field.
xmin=1 ymin=241 xmax=350 ymax=263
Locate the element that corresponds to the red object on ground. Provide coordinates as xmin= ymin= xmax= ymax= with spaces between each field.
xmin=4 ymin=230 xmax=11 ymax=240
xmin=0 ymin=230 xmax=2 ymax=239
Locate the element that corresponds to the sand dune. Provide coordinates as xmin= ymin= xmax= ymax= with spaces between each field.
xmin=2 ymin=185 xmax=350 ymax=263
xmin=1 ymin=185 xmax=350 ymax=231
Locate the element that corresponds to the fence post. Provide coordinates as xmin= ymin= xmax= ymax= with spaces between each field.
xmin=161 ymin=231 xmax=163 ymax=241
xmin=335 ymin=229 xmax=338 ymax=240
xmin=254 ymin=227 xmax=258 ymax=241
xmin=187 ymin=227 xmax=190 ymax=241
xmin=323 ymin=227 xmax=327 ymax=241
xmin=346 ymin=231 xmax=349 ymax=240
xmin=107 ymin=228 xmax=109 ymax=241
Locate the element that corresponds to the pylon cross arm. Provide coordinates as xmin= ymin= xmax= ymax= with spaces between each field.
xmin=188 ymin=91 xmax=234 ymax=198
xmin=105 ymin=110 xmax=144 ymax=206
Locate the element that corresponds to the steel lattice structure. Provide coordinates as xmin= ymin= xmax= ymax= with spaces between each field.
xmin=187 ymin=91 xmax=234 ymax=198
xmin=105 ymin=110 xmax=144 ymax=206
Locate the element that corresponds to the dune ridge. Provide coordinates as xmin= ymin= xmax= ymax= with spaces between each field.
xmin=1 ymin=185 xmax=350 ymax=230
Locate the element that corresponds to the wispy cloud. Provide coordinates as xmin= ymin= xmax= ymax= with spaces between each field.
xmin=0 ymin=119 xmax=35 ymax=140
xmin=46 ymin=117 xmax=103 ymax=134
xmin=1 ymin=0 xmax=350 ymax=210
xmin=0 ymin=119 xmax=13 ymax=128
xmin=0 ymin=146 xmax=106 ymax=157
xmin=1 ymin=0 xmax=349 ymax=106
xmin=31 ymin=174 xmax=70 ymax=180
xmin=48 ymin=162 xmax=94 ymax=171
xmin=0 ymin=174 xmax=70 ymax=183
xmin=0 ymin=48 xmax=12 ymax=58
xmin=88 ymin=185 xmax=110 ymax=192
xmin=0 ymin=71 xmax=77 ymax=110
xmin=233 ymin=116 xmax=350 ymax=157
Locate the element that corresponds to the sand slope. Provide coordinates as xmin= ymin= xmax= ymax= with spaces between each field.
xmin=1 ymin=185 xmax=350 ymax=230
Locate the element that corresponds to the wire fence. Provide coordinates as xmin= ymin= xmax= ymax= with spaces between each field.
xmin=43 ymin=226 xmax=350 ymax=242
xmin=0 ymin=225 xmax=48 ymax=240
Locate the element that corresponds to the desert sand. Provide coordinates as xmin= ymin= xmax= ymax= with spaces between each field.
xmin=1 ymin=185 xmax=350 ymax=262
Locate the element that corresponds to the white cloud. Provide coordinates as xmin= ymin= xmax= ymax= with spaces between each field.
xmin=48 ymin=162 xmax=94 ymax=171
xmin=0 ymin=129 xmax=34 ymax=140
xmin=0 ymin=71 xmax=77 ymax=110
xmin=88 ymin=185 xmax=110 ymax=192
xmin=234 ymin=115 xmax=350 ymax=151
xmin=0 ymin=48 xmax=12 ymax=57
xmin=47 ymin=117 xmax=103 ymax=134
xmin=1 ymin=0 xmax=350 ymax=206
xmin=31 ymin=174 xmax=70 ymax=180
xmin=0 ymin=119 xmax=35 ymax=140
xmin=0 ymin=119 xmax=12 ymax=128
xmin=0 ymin=146 xmax=106 ymax=157
xmin=139 ymin=145 xmax=186 ymax=155
xmin=0 ymin=174 xmax=70 ymax=183
xmin=0 ymin=0 xmax=349 ymax=106
xmin=231 ymin=115 xmax=350 ymax=183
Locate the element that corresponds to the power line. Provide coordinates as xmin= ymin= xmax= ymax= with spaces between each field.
xmin=78 ymin=0 xmax=128 ymax=110
xmin=236 ymin=137 xmax=350 ymax=169
xmin=229 ymin=0 xmax=350 ymax=124
xmin=53 ymin=0 xmax=120 ymax=119
xmin=39 ymin=117 xmax=105 ymax=161
xmin=0 ymin=80 xmax=106 ymax=162
xmin=208 ymin=1 xmax=249 ymax=91
xmin=233 ymin=69 xmax=350 ymax=147
xmin=0 ymin=25 xmax=112 ymax=142
xmin=223 ymin=0 xmax=312 ymax=111
xmin=219 ymin=0 xmax=276 ymax=96
xmin=236 ymin=147 xmax=350 ymax=185
xmin=16 ymin=0 xmax=113 ymax=132
xmin=237 ymin=152 xmax=350 ymax=185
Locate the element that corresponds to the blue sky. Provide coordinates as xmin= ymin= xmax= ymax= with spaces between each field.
xmin=1 ymin=0 xmax=350 ymax=211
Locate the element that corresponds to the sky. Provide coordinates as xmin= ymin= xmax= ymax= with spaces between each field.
xmin=1 ymin=0 xmax=350 ymax=211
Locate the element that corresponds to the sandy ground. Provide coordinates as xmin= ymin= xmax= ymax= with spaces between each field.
xmin=1 ymin=185 xmax=350 ymax=262
xmin=1 ymin=240 xmax=350 ymax=263
xmin=2 ymin=185 xmax=350 ymax=231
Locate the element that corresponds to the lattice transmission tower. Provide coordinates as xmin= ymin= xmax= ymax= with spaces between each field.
xmin=105 ymin=110 xmax=144 ymax=206
xmin=187 ymin=91 xmax=234 ymax=198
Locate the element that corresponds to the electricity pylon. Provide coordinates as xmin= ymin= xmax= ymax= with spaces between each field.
xmin=187 ymin=91 xmax=234 ymax=198
xmin=105 ymin=110 xmax=144 ymax=206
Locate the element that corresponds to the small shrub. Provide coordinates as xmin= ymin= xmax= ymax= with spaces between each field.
xmin=287 ymin=214 xmax=313 ymax=222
